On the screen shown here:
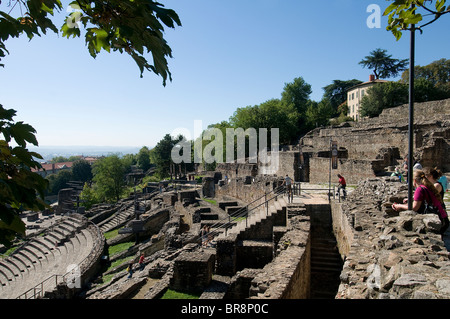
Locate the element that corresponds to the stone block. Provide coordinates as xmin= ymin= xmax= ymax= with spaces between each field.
xmin=216 ymin=234 xmax=238 ymax=276
xmin=219 ymin=201 xmax=238 ymax=210
xmin=170 ymin=251 xmax=215 ymax=293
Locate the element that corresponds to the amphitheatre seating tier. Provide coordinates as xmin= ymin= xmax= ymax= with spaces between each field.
xmin=0 ymin=214 xmax=104 ymax=299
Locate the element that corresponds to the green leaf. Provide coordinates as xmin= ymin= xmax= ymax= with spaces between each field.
xmin=436 ymin=0 xmax=446 ymax=11
xmin=9 ymin=122 xmax=38 ymax=147
xmin=0 ymin=211 xmax=25 ymax=236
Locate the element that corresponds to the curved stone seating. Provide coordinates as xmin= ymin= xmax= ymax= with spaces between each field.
xmin=0 ymin=214 xmax=104 ymax=299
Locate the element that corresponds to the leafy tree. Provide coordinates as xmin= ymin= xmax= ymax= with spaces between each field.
xmin=79 ymin=182 xmax=100 ymax=210
xmin=360 ymin=82 xmax=408 ymax=118
xmin=280 ymin=77 xmax=312 ymax=136
xmin=92 ymin=154 xmax=125 ymax=202
xmin=0 ymin=0 xmax=181 ymax=84
xmin=229 ymin=99 xmax=298 ymax=145
xmin=0 ymin=105 xmax=48 ymax=247
xmin=384 ymin=0 xmax=450 ymax=40
xmin=413 ymin=77 xmax=450 ymax=101
xmin=323 ymin=79 xmax=363 ymax=110
xmin=0 ymin=0 xmax=181 ymax=245
xmin=305 ymin=99 xmax=335 ymax=129
xmin=46 ymin=170 xmax=73 ymax=195
xmin=137 ymin=146 xmax=151 ymax=172
xmin=50 ymin=155 xmax=80 ymax=163
xmin=121 ymin=153 xmax=137 ymax=176
xmin=150 ymin=134 xmax=183 ymax=178
xmin=400 ymin=58 xmax=450 ymax=89
xmin=72 ymin=159 xmax=93 ymax=183
xmin=359 ymin=48 xmax=409 ymax=79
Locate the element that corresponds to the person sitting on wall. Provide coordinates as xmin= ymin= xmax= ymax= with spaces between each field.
xmin=423 ymin=167 xmax=446 ymax=210
xmin=392 ymin=169 xmax=449 ymax=238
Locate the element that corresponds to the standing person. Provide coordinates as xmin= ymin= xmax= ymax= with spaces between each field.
xmin=423 ymin=167 xmax=446 ymax=210
xmin=283 ymin=174 xmax=293 ymax=203
xmin=438 ymin=172 xmax=448 ymax=193
xmin=413 ymin=160 xmax=422 ymax=170
xmin=392 ymin=170 xmax=449 ymax=237
xmin=138 ymin=253 xmax=145 ymax=271
xmin=337 ymin=174 xmax=347 ymax=199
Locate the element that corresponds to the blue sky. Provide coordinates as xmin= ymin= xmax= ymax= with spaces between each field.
xmin=1 ymin=0 xmax=449 ymax=148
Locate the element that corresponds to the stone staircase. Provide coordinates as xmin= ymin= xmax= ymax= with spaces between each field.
xmin=310 ymin=230 xmax=343 ymax=299
xmin=215 ymin=195 xmax=287 ymax=240
xmin=0 ymin=215 xmax=103 ymax=299
xmin=98 ymin=204 xmax=135 ymax=233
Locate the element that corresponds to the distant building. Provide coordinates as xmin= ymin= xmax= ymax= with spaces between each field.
xmin=347 ymin=75 xmax=388 ymax=121
xmin=32 ymin=156 xmax=100 ymax=177
xmin=33 ymin=162 xmax=75 ymax=177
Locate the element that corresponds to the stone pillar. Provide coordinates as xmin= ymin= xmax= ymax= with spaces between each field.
xmin=202 ymin=177 xmax=215 ymax=198
xmin=57 ymin=188 xmax=73 ymax=215
xmin=215 ymin=234 xmax=238 ymax=276
xmin=170 ymin=251 xmax=215 ymax=294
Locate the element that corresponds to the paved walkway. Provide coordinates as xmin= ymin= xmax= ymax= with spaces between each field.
xmin=287 ymin=182 xmax=351 ymax=205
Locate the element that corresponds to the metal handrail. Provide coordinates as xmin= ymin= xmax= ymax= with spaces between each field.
xmin=17 ymin=185 xmax=165 ymax=299
xmin=204 ymin=185 xmax=286 ymax=241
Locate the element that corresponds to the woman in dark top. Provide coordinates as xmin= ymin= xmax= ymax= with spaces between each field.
xmin=423 ymin=167 xmax=446 ymax=209
xmin=392 ymin=170 xmax=449 ymax=236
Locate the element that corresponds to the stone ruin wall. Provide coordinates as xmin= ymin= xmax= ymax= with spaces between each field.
xmin=301 ymin=98 xmax=450 ymax=183
xmin=309 ymin=157 xmax=386 ymax=185
xmin=214 ymin=175 xmax=282 ymax=204
xmin=212 ymin=175 xmax=450 ymax=299
xmin=333 ymin=177 xmax=450 ymax=299
xmin=248 ymin=214 xmax=311 ymax=299
xmin=213 ymin=99 xmax=449 ymax=185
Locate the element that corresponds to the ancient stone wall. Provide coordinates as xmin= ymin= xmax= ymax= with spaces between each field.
xmin=300 ymin=98 xmax=450 ymax=183
xmin=249 ymin=214 xmax=311 ymax=299
xmin=333 ymin=177 xmax=450 ymax=299
xmin=170 ymin=250 xmax=216 ymax=294
xmin=215 ymin=175 xmax=282 ymax=204
xmin=268 ymin=151 xmax=300 ymax=181
xmin=216 ymin=162 xmax=258 ymax=179
xmin=309 ymin=157 xmax=385 ymax=185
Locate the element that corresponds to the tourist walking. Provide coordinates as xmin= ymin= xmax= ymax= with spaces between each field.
xmin=126 ymin=263 xmax=134 ymax=278
xmin=392 ymin=170 xmax=449 ymax=237
xmin=138 ymin=253 xmax=145 ymax=271
xmin=337 ymin=174 xmax=347 ymax=200
xmin=283 ymin=174 xmax=293 ymax=203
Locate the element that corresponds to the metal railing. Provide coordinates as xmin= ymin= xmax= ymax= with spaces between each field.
xmin=204 ymin=185 xmax=286 ymax=241
xmin=16 ymin=216 xmax=104 ymax=299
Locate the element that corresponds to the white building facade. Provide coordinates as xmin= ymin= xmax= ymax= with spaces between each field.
xmin=347 ymin=75 xmax=388 ymax=121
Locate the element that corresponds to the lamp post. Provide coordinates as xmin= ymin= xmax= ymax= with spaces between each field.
xmin=407 ymin=6 xmax=415 ymax=210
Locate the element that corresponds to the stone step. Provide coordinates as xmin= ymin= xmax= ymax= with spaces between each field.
xmin=218 ymin=201 xmax=238 ymax=210
xmin=200 ymin=213 xmax=219 ymax=220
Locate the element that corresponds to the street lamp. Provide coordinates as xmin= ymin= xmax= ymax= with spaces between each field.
xmin=408 ymin=10 xmax=415 ymax=210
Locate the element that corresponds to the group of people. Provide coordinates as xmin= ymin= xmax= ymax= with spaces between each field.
xmin=392 ymin=167 xmax=449 ymax=237
xmin=126 ymin=253 xmax=146 ymax=279
xmin=201 ymin=225 xmax=213 ymax=247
